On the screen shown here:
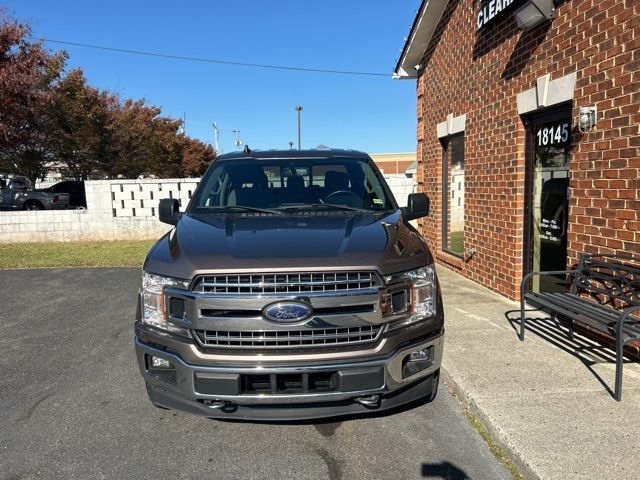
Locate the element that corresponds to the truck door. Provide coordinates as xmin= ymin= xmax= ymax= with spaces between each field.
xmin=0 ymin=180 xmax=11 ymax=207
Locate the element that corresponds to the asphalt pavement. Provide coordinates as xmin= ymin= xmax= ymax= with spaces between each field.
xmin=0 ymin=268 xmax=510 ymax=480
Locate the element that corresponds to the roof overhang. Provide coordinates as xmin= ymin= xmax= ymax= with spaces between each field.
xmin=393 ymin=0 xmax=449 ymax=79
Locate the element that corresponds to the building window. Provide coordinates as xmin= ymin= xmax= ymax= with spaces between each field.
xmin=442 ymin=133 xmax=465 ymax=257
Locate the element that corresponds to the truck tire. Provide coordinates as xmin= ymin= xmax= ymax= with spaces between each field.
xmin=23 ymin=201 xmax=44 ymax=210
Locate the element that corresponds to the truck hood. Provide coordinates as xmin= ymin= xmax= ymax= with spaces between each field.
xmin=144 ymin=210 xmax=432 ymax=280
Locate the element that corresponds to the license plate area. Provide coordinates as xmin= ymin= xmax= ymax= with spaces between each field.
xmin=242 ymin=372 xmax=338 ymax=395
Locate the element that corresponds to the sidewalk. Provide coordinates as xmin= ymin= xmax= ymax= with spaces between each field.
xmin=437 ymin=266 xmax=640 ymax=480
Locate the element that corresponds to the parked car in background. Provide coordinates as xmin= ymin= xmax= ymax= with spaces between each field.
xmin=0 ymin=176 xmax=70 ymax=210
xmin=40 ymin=181 xmax=87 ymax=208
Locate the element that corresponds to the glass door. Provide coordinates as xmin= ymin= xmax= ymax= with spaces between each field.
xmin=524 ymin=107 xmax=572 ymax=292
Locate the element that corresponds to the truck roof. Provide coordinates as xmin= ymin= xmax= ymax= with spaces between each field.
xmin=214 ymin=148 xmax=371 ymax=162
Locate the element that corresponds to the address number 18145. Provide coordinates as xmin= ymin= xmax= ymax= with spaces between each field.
xmin=536 ymin=122 xmax=570 ymax=147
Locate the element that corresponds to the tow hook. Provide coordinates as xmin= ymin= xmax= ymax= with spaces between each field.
xmin=355 ymin=394 xmax=380 ymax=407
xmin=203 ymin=399 xmax=228 ymax=409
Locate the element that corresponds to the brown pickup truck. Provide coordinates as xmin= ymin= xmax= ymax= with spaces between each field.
xmin=135 ymin=149 xmax=443 ymax=421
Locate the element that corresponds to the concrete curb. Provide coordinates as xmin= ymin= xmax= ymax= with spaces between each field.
xmin=440 ymin=366 xmax=540 ymax=480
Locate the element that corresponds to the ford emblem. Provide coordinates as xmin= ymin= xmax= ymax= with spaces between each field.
xmin=263 ymin=302 xmax=313 ymax=323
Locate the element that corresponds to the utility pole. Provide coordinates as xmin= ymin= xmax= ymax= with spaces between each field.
xmin=212 ymin=122 xmax=221 ymax=154
xmin=295 ymin=105 xmax=303 ymax=150
xmin=288 ymin=141 xmax=294 ymax=150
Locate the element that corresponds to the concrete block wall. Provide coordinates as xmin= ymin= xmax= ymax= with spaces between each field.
xmin=385 ymin=174 xmax=416 ymax=207
xmin=0 ymin=178 xmax=199 ymax=243
xmin=85 ymin=179 xmax=200 ymax=217
xmin=0 ymin=175 xmax=415 ymax=243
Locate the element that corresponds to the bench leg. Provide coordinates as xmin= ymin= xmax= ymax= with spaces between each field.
xmin=519 ymin=298 xmax=526 ymax=341
xmin=615 ymin=337 xmax=623 ymax=402
xmin=567 ymin=319 xmax=574 ymax=341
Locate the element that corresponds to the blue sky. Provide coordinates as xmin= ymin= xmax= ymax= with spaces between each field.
xmin=5 ymin=1 xmax=420 ymax=154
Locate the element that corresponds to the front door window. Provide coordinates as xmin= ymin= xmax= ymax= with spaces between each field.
xmin=526 ymin=110 xmax=571 ymax=292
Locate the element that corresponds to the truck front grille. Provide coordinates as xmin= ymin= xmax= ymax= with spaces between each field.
xmin=193 ymin=271 xmax=380 ymax=295
xmin=193 ymin=325 xmax=383 ymax=349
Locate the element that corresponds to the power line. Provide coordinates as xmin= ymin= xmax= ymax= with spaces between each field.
xmin=27 ymin=36 xmax=391 ymax=78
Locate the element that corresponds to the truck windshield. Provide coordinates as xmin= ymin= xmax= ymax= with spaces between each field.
xmin=189 ymin=157 xmax=394 ymax=213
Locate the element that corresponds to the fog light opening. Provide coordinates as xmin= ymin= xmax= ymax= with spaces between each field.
xmin=402 ymin=346 xmax=434 ymax=378
xmin=146 ymin=354 xmax=177 ymax=384
xmin=150 ymin=356 xmax=173 ymax=369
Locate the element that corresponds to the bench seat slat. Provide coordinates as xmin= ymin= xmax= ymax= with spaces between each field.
xmin=553 ymin=294 xmax=640 ymax=335
xmin=524 ymin=292 xmax=640 ymax=340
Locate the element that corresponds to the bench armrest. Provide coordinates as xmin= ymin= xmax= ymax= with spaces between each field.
xmin=520 ymin=270 xmax=580 ymax=298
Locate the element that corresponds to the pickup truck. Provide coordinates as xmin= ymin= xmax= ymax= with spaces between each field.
xmin=0 ymin=177 xmax=70 ymax=210
xmin=135 ymin=149 xmax=443 ymax=420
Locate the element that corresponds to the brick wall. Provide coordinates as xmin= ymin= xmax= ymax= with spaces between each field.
xmin=415 ymin=0 xmax=639 ymax=299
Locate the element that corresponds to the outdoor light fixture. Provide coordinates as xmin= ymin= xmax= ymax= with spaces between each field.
xmin=514 ymin=0 xmax=556 ymax=31
xmin=578 ymin=106 xmax=597 ymax=133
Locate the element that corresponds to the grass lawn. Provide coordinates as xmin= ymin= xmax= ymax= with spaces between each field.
xmin=448 ymin=231 xmax=464 ymax=255
xmin=0 ymin=240 xmax=156 ymax=269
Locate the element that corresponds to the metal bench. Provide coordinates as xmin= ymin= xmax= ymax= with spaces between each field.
xmin=520 ymin=253 xmax=640 ymax=401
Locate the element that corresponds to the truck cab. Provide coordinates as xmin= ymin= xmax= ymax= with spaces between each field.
xmin=135 ymin=149 xmax=443 ymax=420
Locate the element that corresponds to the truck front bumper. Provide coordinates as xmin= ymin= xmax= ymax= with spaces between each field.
xmin=135 ymin=332 xmax=443 ymax=421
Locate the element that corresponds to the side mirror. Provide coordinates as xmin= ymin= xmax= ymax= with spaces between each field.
xmin=159 ymin=198 xmax=180 ymax=225
xmin=404 ymin=193 xmax=430 ymax=220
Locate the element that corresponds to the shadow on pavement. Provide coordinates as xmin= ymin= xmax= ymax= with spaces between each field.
xmin=504 ymin=309 xmax=637 ymax=398
xmin=421 ymin=461 xmax=470 ymax=479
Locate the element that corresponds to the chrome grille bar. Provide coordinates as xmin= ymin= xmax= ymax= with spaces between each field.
xmin=194 ymin=271 xmax=381 ymax=295
xmin=193 ymin=325 xmax=383 ymax=349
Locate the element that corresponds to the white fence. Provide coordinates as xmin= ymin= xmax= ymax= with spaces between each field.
xmin=0 ymin=175 xmax=415 ymax=243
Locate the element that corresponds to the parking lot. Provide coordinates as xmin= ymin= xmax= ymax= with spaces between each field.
xmin=0 ymin=268 xmax=509 ymax=480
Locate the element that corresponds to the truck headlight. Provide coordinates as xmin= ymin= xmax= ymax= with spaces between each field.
xmin=141 ymin=272 xmax=190 ymax=335
xmin=381 ymin=265 xmax=436 ymax=330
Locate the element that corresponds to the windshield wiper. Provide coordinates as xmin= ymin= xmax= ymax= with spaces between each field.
xmin=277 ymin=203 xmax=370 ymax=213
xmin=197 ymin=205 xmax=282 ymax=215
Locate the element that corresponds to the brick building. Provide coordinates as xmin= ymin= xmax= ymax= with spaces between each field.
xmin=369 ymin=152 xmax=416 ymax=174
xmin=394 ymin=0 xmax=639 ymax=300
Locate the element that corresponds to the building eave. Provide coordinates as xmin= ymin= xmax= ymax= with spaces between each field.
xmin=393 ymin=0 xmax=449 ymax=79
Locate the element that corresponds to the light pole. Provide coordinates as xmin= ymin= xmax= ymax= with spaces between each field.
xmin=295 ymin=105 xmax=303 ymax=150
xmin=212 ymin=122 xmax=221 ymax=154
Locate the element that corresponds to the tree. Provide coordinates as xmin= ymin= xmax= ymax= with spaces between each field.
xmin=107 ymin=99 xmax=184 ymax=179
xmin=182 ymin=137 xmax=216 ymax=177
xmin=0 ymin=10 xmax=66 ymax=182
xmin=47 ymin=69 xmax=114 ymax=180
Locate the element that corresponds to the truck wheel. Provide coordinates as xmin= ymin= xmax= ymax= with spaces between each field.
xmin=24 ymin=201 xmax=44 ymax=210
